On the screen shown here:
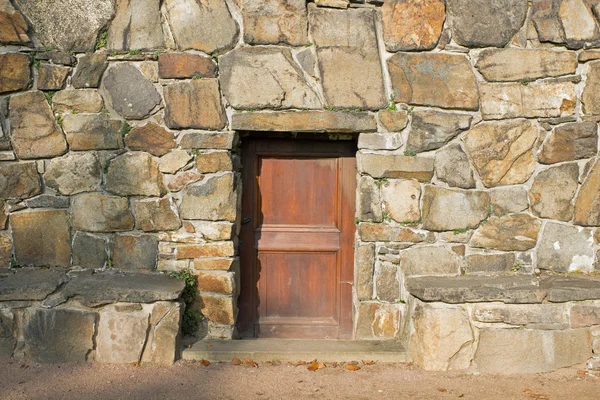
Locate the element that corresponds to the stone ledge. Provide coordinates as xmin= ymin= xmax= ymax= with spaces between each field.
xmin=0 ymin=268 xmax=69 ymax=301
xmin=406 ymin=275 xmax=600 ymax=304
xmin=231 ymin=111 xmax=377 ymax=133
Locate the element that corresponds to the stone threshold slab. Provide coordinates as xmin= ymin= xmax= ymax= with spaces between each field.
xmin=183 ymin=339 xmax=409 ymax=363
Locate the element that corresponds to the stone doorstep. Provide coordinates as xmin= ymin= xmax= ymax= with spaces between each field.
xmin=183 ymin=339 xmax=409 ymax=363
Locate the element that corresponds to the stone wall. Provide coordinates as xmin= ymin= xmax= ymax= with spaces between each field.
xmin=3 ymin=0 xmax=600 ymax=370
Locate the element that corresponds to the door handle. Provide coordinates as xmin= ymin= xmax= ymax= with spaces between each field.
xmin=242 ymin=217 xmax=252 ymax=225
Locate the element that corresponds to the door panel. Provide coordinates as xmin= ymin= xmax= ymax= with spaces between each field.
xmin=238 ymin=138 xmax=356 ymax=339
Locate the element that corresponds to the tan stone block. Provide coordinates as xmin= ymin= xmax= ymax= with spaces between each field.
xmin=192 ymin=258 xmax=237 ymax=271
xmin=470 ymin=214 xmax=541 ymax=252
xmin=572 ymin=305 xmax=600 ymax=328
xmin=356 ymin=243 xmax=375 ymax=301
xmin=72 ymin=193 xmax=134 ymax=233
xmin=141 ymin=302 xmax=182 ymax=365
xmin=96 ymin=307 xmax=149 ymax=363
xmin=158 ymin=53 xmax=217 ymax=79
xmin=381 ymin=179 xmax=421 ymax=223
xmin=37 ymin=64 xmax=69 ymax=91
xmin=231 ymin=111 xmax=376 ymax=133
xmin=242 ymin=0 xmax=307 ymax=46
xmin=421 ymin=186 xmax=490 ymax=232
xmin=575 ymin=159 xmax=600 ymax=226
xmin=378 ymin=109 xmax=409 ymax=132
xmin=176 ymin=242 xmax=235 ymax=259
xmin=196 ymin=294 xmax=236 ymax=325
xmin=538 ymin=122 xmax=598 ymax=164
xmin=195 ymin=151 xmax=233 ymax=173
xmin=356 ymin=302 xmax=401 ymax=340
xmin=0 ymin=53 xmax=30 ymax=94
xmin=164 ymin=79 xmax=227 ymax=130
xmin=196 ymin=271 xmax=234 ymax=295
xmin=11 ymin=210 xmax=71 ymax=267
xmin=358 ymin=223 xmax=433 ymax=243
xmin=125 ymin=123 xmax=176 ymax=157
xmin=358 ymin=153 xmax=434 ymax=181
xmin=52 ymin=89 xmax=104 ymax=113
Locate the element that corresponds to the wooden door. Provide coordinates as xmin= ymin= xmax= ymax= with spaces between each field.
xmin=238 ymin=138 xmax=356 ymax=339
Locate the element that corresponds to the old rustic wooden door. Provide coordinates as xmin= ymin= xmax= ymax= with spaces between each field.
xmin=238 ymin=138 xmax=356 ymax=339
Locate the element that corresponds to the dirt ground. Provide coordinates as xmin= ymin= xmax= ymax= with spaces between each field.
xmin=1 ymin=359 xmax=599 ymax=400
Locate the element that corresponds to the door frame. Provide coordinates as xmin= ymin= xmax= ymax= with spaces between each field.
xmin=237 ymin=136 xmax=357 ymax=339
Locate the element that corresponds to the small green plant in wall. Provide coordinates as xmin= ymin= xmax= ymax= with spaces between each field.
xmin=120 ymin=122 xmax=132 ymax=138
xmin=170 ymin=269 xmax=204 ymax=336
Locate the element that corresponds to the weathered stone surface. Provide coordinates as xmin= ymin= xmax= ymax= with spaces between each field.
xmin=388 ymin=53 xmax=478 ymax=110
xmin=112 ymin=234 xmax=158 ymax=271
xmin=537 ymin=222 xmax=594 ymax=272
xmin=23 ymin=308 xmax=97 ymax=363
xmin=164 ymin=0 xmax=239 ymax=54
xmin=421 ymin=186 xmax=490 ymax=231
xmin=490 ymin=186 xmax=529 ymax=216
xmin=52 ymin=89 xmax=104 ymax=113
xmin=0 ymin=53 xmax=30 ymax=94
xmin=167 ymin=170 xmax=204 ymax=192
xmin=158 ymin=53 xmax=217 ymax=79
xmin=180 ymin=174 xmax=237 ymax=222
xmin=36 ymin=64 xmax=69 ymax=91
xmin=309 ymin=7 xmax=386 ymax=109
xmin=192 ymin=258 xmax=237 ymax=271
xmin=465 ymin=253 xmax=515 ymax=275
xmin=96 ymin=307 xmax=149 ymax=363
xmin=9 ymin=91 xmax=67 ymax=159
xmin=232 ymin=111 xmax=376 ymax=133
xmin=160 ymin=150 xmax=193 ymax=174
xmin=356 ymin=243 xmax=375 ymax=301
xmin=381 ymin=0 xmax=445 ymax=52
xmin=164 ymin=80 xmax=227 ymax=130
xmin=475 ymin=49 xmax=578 ymax=82
xmin=530 ymin=163 xmax=579 ymax=221
xmin=464 ymin=119 xmax=538 ymax=187
xmin=44 ymin=152 xmax=102 ymax=195
xmin=24 ymin=194 xmax=69 ymax=209
xmin=480 ymin=80 xmax=577 ymax=120
xmin=356 ymin=302 xmax=401 ymax=339
xmin=11 ymin=210 xmax=71 ymax=267
xmin=108 ymin=0 xmax=164 ymax=51
xmin=446 ymin=0 xmax=528 ymax=47
xmin=407 ymin=111 xmax=471 ymax=153
xmin=72 ymin=232 xmax=107 ymax=269
xmin=359 ymin=223 xmax=433 ymax=243
xmin=0 ymin=1 xmax=29 ymax=45
xmin=378 ymin=109 xmax=409 ymax=132
xmin=34 ymin=51 xmax=76 ymax=67
xmin=434 ymin=144 xmax=475 ymax=189
xmin=141 ymin=302 xmax=182 ymax=365
xmin=14 ymin=0 xmax=113 ymax=51
xmin=195 ymin=152 xmax=233 ymax=174
xmin=531 ymin=0 xmax=566 ymax=44
xmin=103 ymin=64 xmax=161 ymax=119
xmin=411 ymin=303 xmax=474 ymax=371
xmin=197 ymin=294 xmax=236 ymax=325
xmin=62 ymin=114 xmax=124 ymax=151
xmin=0 ymin=233 xmax=12 ymax=267
xmin=470 ymin=214 xmax=541 ymax=252
xmin=358 ymin=153 xmax=434 ymax=181
xmin=241 ymin=0 xmax=307 ymax=46
xmin=134 ymin=198 xmax=181 ymax=232
xmin=0 ymin=268 xmax=68 ymax=301
xmin=475 ymin=328 xmax=591 ymax=374
xmin=106 ymin=152 xmax=166 ymax=197
xmin=473 ymin=304 xmax=568 ymax=329
xmin=220 ymin=47 xmax=321 ymax=110
xmin=357 ymin=176 xmax=382 ymax=222
xmin=358 ymin=133 xmax=403 ymax=151
xmin=176 ymin=242 xmax=235 ymax=259
xmin=399 ymin=246 xmax=460 ymax=277
xmin=545 ymin=275 xmax=600 ymax=302
xmin=141 ymin=61 xmax=158 ymax=82
xmin=314 ymin=0 xmax=349 ymax=8
xmin=583 ymin=61 xmax=600 ymax=115
xmin=197 ymin=271 xmax=234 ymax=295
xmin=182 ymin=221 xmax=234 ymax=241
xmin=72 ymin=193 xmax=134 ymax=233
xmin=571 ymin=304 xmax=600 ymax=327
xmin=0 ymin=307 xmax=15 ymax=359
xmin=375 ymin=262 xmax=400 ymax=302
xmin=0 ymin=162 xmax=41 ymax=200
xmin=179 ymin=132 xmax=237 ymax=150
xmin=575 ymin=159 xmax=600 ymax=226
xmin=125 ymin=123 xmax=176 ymax=157
xmin=381 ymin=180 xmax=421 ymax=223
xmin=560 ymin=0 xmax=600 ymax=47
xmin=71 ymin=53 xmax=108 ymax=89
xmin=539 ymin=122 xmax=598 ymax=164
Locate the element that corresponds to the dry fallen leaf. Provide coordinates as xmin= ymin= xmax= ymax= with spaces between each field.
xmin=289 ymin=361 xmax=306 ymax=367
xmin=362 ymin=360 xmax=375 ymax=366
xmin=131 ymin=362 xmax=139 ymax=367
xmin=207 ymin=345 xmax=214 ymax=350
xmin=438 ymin=388 xmax=447 ymax=393
xmin=200 ymin=360 xmax=210 ymax=366
xmin=345 ymin=364 xmax=361 ymax=371
xmin=318 ymin=362 xmax=326 ymax=369
xmin=577 ymin=370 xmax=587 ymax=376
xmin=243 ymin=359 xmax=258 ymax=368
xmin=231 ymin=357 xmax=242 ymax=365
xmin=522 ymin=389 xmax=549 ymax=400
xmin=307 ymin=362 xmax=319 ymax=372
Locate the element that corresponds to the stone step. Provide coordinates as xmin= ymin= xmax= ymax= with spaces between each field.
xmin=183 ymin=339 xmax=410 ymax=363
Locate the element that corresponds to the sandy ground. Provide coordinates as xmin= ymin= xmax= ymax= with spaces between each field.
xmin=1 ymin=359 xmax=599 ymax=400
